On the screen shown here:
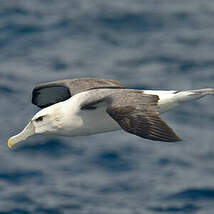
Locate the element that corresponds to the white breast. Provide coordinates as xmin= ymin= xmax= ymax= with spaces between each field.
xmin=78 ymin=106 xmax=121 ymax=136
xmin=59 ymin=94 xmax=121 ymax=137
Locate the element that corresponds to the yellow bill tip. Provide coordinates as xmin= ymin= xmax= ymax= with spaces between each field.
xmin=8 ymin=138 xmax=14 ymax=149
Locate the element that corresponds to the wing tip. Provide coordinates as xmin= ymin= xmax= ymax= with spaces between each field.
xmin=144 ymin=132 xmax=182 ymax=143
xmin=164 ymin=135 xmax=183 ymax=143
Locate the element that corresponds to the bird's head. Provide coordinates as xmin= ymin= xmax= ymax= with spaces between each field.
xmin=8 ymin=104 xmax=63 ymax=148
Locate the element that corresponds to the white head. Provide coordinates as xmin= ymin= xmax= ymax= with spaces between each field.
xmin=8 ymin=103 xmax=63 ymax=148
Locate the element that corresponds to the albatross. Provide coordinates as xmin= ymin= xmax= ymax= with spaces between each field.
xmin=8 ymin=78 xmax=214 ymax=148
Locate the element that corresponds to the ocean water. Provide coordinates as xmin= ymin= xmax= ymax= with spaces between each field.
xmin=0 ymin=0 xmax=214 ymax=213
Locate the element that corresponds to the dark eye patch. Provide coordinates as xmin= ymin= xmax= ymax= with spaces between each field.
xmin=35 ymin=116 xmax=44 ymax=122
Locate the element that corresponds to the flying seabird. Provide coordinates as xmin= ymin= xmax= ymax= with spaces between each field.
xmin=8 ymin=78 xmax=214 ymax=148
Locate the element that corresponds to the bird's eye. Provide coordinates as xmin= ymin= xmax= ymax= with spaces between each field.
xmin=35 ymin=116 xmax=44 ymax=122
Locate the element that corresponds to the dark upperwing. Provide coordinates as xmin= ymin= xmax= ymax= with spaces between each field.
xmin=32 ymin=78 xmax=123 ymax=108
xmin=80 ymin=89 xmax=182 ymax=142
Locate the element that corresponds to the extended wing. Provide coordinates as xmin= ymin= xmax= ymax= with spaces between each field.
xmin=81 ymin=89 xmax=182 ymax=142
xmin=32 ymin=78 xmax=123 ymax=108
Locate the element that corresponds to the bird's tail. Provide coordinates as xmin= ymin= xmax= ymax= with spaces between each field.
xmin=175 ymin=88 xmax=214 ymax=103
xmin=157 ymin=88 xmax=214 ymax=114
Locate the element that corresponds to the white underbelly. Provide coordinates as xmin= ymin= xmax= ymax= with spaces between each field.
xmin=71 ymin=107 xmax=121 ymax=136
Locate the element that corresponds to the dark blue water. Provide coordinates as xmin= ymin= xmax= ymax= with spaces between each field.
xmin=0 ymin=0 xmax=214 ymax=213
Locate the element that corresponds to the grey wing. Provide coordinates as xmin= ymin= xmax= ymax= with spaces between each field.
xmin=106 ymin=91 xmax=182 ymax=142
xmin=81 ymin=89 xmax=181 ymax=142
xmin=32 ymin=78 xmax=123 ymax=108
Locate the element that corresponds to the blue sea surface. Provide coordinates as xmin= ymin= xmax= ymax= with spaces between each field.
xmin=0 ymin=0 xmax=214 ymax=213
